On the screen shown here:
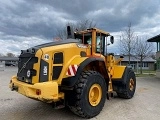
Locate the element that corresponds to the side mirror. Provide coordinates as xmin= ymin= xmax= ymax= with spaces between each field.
xmin=110 ymin=36 xmax=114 ymax=44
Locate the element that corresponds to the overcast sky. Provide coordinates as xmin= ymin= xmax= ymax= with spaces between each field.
xmin=0 ymin=0 xmax=159 ymax=55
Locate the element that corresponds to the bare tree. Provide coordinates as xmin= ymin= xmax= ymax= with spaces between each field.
xmin=119 ymin=22 xmax=137 ymax=65
xmin=6 ymin=53 xmax=15 ymax=57
xmin=55 ymin=27 xmax=68 ymax=40
xmin=134 ymin=38 xmax=153 ymax=74
xmin=75 ymin=19 xmax=96 ymax=31
xmin=150 ymin=52 xmax=156 ymax=60
xmin=55 ymin=19 xmax=96 ymax=40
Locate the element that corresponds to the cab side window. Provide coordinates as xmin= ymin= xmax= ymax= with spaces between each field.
xmin=96 ymin=36 xmax=101 ymax=52
xmin=96 ymin=33 xmax=105 ymax=54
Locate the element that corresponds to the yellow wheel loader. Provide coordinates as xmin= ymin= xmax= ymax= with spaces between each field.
xmin=9 ymin=26 xmax=136 ymax=118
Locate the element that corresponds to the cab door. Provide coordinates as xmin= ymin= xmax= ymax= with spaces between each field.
xmin=94 ymin=32 xmax=107 ymax=56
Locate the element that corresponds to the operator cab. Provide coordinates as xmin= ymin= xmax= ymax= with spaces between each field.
xmin=74 ymin=28 xmax=114 ymax=56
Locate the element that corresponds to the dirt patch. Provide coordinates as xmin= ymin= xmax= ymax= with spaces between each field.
xmin=137 ymin=87 xmax=149 ymax=93
xmin=0 ymin=98 xmax=13 ymax=102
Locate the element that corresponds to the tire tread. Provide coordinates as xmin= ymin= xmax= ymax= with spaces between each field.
xmin=69 ymin=70 xmax=106 ymax=118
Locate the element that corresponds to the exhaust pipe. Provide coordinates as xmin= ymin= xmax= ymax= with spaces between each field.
xmin=67 ymin=26 xmax=72 ymax=39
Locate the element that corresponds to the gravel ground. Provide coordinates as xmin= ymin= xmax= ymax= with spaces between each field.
xmin=0 ymin=67 xmax=160 ymax=120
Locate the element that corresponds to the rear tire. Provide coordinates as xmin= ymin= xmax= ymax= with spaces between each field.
xmin=117 ymin=68 xmax=136 ymax=99
xmin=68 ymin=70 xmax=107 ymax=118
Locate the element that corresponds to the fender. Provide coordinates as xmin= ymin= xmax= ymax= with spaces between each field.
xmin=112 ymin=66 xmax=126 ymax=79
xmin=121 ymin=67 xmax=134 ymax=84
xmin=112 ymin=67 xmax=132 ymax=82
xmin=76 ymin=57 xmax=105 ymax=75
xmin=61 ymin=57 xmax=107 ymax=89
xmin=112 ymin=67 xmax=134 ymax=91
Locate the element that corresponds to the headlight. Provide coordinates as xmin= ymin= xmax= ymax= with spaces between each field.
xmin=27 ymin=70 xmax=31 ymax=78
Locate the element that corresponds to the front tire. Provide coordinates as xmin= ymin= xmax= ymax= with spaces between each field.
xmin=117 ymin=68 xmax=136 ymax=99
xmin=68 ymin=71 xmax=107 ymax=118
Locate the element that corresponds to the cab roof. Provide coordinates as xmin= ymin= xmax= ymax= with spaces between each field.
xmin=75 ymin=28 xmax=110 ymax=36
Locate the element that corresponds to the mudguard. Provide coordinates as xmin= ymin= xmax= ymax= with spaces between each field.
xmin=61 ymin=57 xmax=106 ymax=88
xmin=112 ymin=67 xmax=134 ymax=91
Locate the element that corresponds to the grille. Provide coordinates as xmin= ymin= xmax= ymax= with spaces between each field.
xmin=17 ymin=53 xmax=38 ymax=83
xmin=52 ymin=52 xmax=63 ymax=80
xmin=53 ymin=52 xmax=63 ymax=64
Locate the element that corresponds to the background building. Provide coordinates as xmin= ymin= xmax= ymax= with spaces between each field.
xmin=0 ymin=57 xmax=19 ymax=66
xmin=148 ymin=34 xmax=160 ymax=77
xmin=115 ymin=55 xmax=155 ymax=71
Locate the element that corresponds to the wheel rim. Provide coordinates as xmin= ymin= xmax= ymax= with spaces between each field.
xmin=89 ymin=84 xmax=102 ymax=106
xmin=129 ymin=78 xmax=135 ymax=91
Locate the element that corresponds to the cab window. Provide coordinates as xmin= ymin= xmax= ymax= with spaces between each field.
xmin=75 ymin=32 xmax=92 ymax=45
xmin=96 ymin=33 xmax=106 ymax=54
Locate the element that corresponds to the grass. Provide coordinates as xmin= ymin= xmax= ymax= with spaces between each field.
xmin=142 ymin=70 xmax=156 ymax=74
xmin=134 ymin=70 xmax=156 ymax=77
xmin=136 ymin=74 xmax=156 ymax=77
